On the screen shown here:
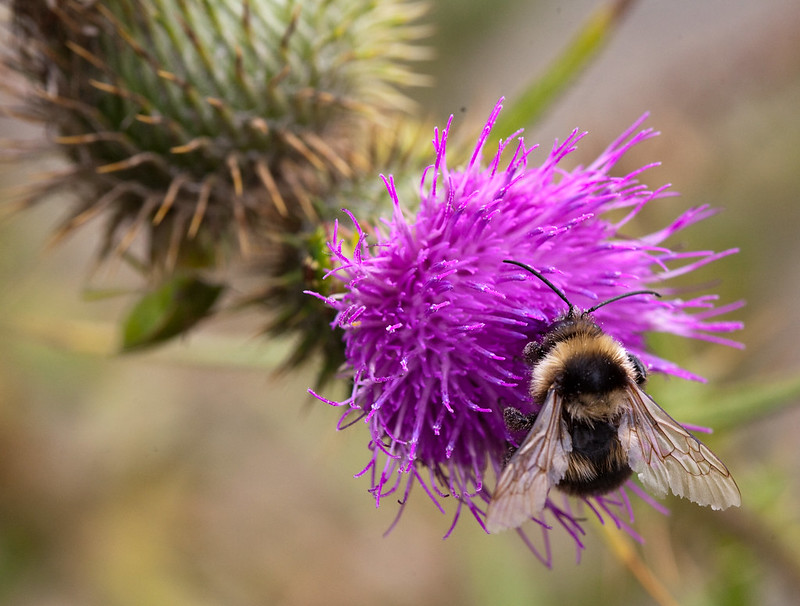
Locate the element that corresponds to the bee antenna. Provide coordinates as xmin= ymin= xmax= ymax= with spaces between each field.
xmin=503 ymin=260 xmax=575 ymax=314
xmin=586 ymin=290 xmax=661 ymax=314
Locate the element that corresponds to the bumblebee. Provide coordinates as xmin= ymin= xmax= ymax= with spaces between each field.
xmin=485 ymin=261 xmax=741 ymax=533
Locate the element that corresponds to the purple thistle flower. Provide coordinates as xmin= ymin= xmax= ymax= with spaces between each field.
xmin=309 ymin=99 xmax=742 ymax=565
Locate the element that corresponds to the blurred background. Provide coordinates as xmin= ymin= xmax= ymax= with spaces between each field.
xmin=2 ymin=0 xmax=799 ymax=604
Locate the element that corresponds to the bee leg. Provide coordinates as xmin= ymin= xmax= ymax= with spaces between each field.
xmin=501 ymin=442 xmax=517 ymax=467
xmin=523 ymin=341 xmax=543 ymax=366
xmin=503 ymin=406 xmax=536 ymax=432
xmin=500 ymin=406 xmax=537 ymax=467
xmin=627 ymin=353 xmax=648 ymax=385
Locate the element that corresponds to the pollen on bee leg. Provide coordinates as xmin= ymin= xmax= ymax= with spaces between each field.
xmin=503 ymin=406 xmax=536 ymax=432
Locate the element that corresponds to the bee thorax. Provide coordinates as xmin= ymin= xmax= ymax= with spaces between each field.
xmin=529 ymin=326 xmax=635 ymax=407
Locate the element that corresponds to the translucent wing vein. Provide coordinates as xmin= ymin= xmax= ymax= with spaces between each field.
xmin=486 ymin=391 xmax=572 ymax=533
xmin=620 ymin=382 xmax=741 ymax=510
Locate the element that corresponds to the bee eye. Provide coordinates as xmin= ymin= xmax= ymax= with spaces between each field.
xmin=627 ymin=353 xmax=647 ymax=384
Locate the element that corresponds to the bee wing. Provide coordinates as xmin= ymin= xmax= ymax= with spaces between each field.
xmin=619 ymin=381 xmax=741 ymax=510
xmin=485 ymin=390 xmax=572 ymax=533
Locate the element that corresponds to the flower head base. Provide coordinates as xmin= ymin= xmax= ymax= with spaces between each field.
xmin=311 ymin=100 xmax=742 ymax=564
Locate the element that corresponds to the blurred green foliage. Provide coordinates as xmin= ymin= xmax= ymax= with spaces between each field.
xmin=121 ymin=276 xmax=224 ymax=352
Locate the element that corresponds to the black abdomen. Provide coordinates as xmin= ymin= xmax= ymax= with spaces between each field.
xmin=557 ymin=420 xmax=632 ymax=497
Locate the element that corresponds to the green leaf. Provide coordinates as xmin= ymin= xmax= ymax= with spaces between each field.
xmin=651 ymin=372 xmax=800 ymax=431
xmin=121 ymin=276 xmax=224 ymax=352
xmin=493 ymin=0 xmax=637 ymax=136
xmin=691 ymin=373 xmax=800 ymax=430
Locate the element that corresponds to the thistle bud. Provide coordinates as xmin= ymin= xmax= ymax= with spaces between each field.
xmin=3 ymin=0 xmax=429 ymax=272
